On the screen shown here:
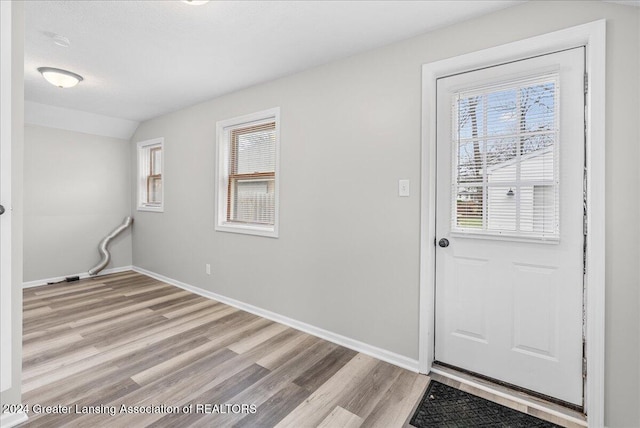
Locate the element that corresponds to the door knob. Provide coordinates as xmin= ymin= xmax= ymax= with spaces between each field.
xmin=0 ymin=205 xmax=4 ymax=216
xmin=438 ymin=238 xmax=449 ymax=248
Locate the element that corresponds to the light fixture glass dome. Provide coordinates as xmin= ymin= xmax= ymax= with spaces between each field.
xmin=37 ymin=67 xmax=83 ymax=88
xmin=182 ymin=0 xmax=210 ymax=5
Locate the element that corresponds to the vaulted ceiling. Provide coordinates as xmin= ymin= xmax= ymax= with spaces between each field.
xmin=24 ymin=1 xmax=526 ymax=122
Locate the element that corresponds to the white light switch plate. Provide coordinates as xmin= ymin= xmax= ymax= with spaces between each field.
xmin=398 ymin=179 xmax=410 ymax=197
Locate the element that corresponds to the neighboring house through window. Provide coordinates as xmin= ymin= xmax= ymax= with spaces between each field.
xmin=137 ymin=137 xmax=164 ymax=212
xmin=216 ymin=108 xmax=280 ymax=237
xmin=452 ymin=74 xmax=559 ymax=241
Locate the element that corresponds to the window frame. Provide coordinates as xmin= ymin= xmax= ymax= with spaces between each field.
xmin=137 ymin=137 xmax=164 ymax=212
xmin=215 ymin=107 xmax=280 ymax=238
xmin=449 ymin=74 xmax=560 ymax=242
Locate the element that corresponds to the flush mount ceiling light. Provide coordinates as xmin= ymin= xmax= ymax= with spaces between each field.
xmin=182 ymin=0 xmax=210 ymax=5
xmin=37 ymin=67 xmax=83 ymax=88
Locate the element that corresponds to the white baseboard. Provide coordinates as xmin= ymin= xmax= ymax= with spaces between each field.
xmin=132 ymin=266 xmax=420 ymax=373
xmin=22 ymin=265 xmax=134 ymax=289
xmin=0 ymin=411 xmax=28 ymax=428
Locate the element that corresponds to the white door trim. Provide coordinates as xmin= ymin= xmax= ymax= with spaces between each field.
xmin=0 ymin=0 xmax=14 ymax=394
xmin=419 ymin=20 xmax=606 ymax=426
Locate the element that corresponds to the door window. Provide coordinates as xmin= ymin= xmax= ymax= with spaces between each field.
xmin=452 ymin=74 xmax=559 ymax=241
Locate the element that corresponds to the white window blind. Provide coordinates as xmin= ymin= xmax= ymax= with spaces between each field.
xmin=148 ymin=147 xmax=162 ymax=204
xmin=137 ymin=138 xmax=164 ymax=212
xmin=228 ymin=122 xmax=276 ymax=225
xmin=452 ymin=74 xmax=559 ymax=240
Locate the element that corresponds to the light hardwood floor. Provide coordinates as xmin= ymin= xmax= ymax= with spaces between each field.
xmin=19 ymin=271 xmax=429 ymax=427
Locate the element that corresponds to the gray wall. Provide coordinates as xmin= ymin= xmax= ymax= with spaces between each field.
xmin=131 ymin=2 xmax=639 ymax=426
xmin=24 ymin=125 xmax=132 ymax=282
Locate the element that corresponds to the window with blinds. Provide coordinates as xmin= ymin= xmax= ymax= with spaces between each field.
xmin=148 ymin=146 xmax=162 ymax=204
xmin=137 ymin=138 xmax=164 ymax=212
xmin=451 ymin=74 xmax=559 ymax=240
xmin=216 ymin=108 xmax=280 ymax=237
xmin=229 ymin=122 xmax=276 ymax=224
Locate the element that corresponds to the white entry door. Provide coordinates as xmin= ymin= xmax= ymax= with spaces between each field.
xmin=435 ymin=48 xmax=585 ymax=406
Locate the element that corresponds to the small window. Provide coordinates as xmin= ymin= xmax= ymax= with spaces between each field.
xmin=216 ymin=108 xmax=280 ymax=237
xmin=137 ymin=138 xmax=164 ymax=212
xmin=452 ymin=74 xmax=559 ymax=240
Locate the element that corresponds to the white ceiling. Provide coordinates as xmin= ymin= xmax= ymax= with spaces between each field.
xmin=24 ymin=1 xmax=526 ymax=122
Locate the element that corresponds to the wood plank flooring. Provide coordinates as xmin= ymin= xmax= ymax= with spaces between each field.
xmin=19 ymin=271 xmax=429 ymax=427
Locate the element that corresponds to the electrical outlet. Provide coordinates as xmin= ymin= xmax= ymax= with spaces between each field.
xmin=205 ymin=264 xmax=211 ymax=275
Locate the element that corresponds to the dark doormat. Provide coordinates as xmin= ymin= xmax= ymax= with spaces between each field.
xmin=410 ymin=381 xmax=562 ymax=428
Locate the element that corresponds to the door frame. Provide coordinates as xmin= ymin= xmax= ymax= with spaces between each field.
xmin=418 ymin=20 xmax=606 ymax=425
xmin=0 ymin=0 xmax=14 ymax=394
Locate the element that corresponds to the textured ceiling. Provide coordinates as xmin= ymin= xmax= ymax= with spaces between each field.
xmin=25 ymin=0 xmax=523 ymax=122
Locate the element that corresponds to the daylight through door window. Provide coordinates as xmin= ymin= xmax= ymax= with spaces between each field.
xmin=452 ymin=74 xmax=560 ymax=240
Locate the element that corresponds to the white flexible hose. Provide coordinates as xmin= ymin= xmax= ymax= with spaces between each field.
xmin=88 ymin=216 xmax=133 ymax=276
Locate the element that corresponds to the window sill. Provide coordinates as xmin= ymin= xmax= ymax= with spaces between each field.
xmin=138 ymin=205 xmax=164 ymax=213
xmin=216 ymin=223 xmax=278 ymax=238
